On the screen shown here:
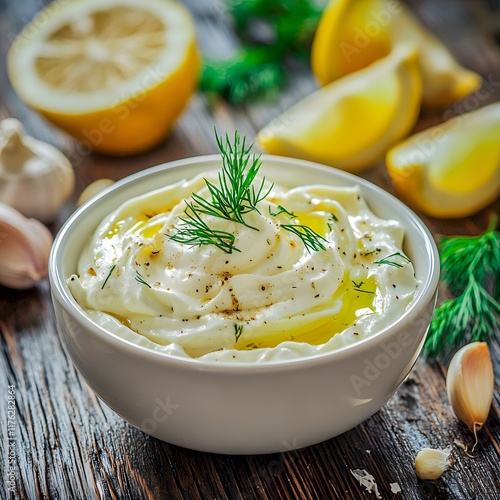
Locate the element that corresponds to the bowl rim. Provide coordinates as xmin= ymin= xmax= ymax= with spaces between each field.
xmin=49 ymin=154 xmax=440 ymax=373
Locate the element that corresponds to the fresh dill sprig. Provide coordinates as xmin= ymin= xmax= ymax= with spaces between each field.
xmin=352 ymin=280 xmax=374 ymax=294
xmin=169 ymin=131 xmax=270 ymax=252
xmin=170 ymin=130 xmax=327 ymax=254
xmin=374 ymin=252 xmax=411 ymax=268
xmin=439 ymin=214 xmax=500 ymax=298
xmin=424 ymin=275 xmax=500 ymax=359
xmin=173 ymin=130 xmax=271 ymax=232
xmin=281 ymin=224 xmax=327 ymax=253
xmin=167 ymin=131 xmax=327 ymax=253
xmin=269 ymin=205 xmax=296 ymax=218
xmin=101 ymin=265 xmax=116 ymax=289
xmin=169 ymin=202 xmax=240 ymax=254
xmin=198 ymin=130 xmax=271 ymax=228
xmin=234 ymin=323 xmax=244 ymax=342
xmin=135 ymin=270 xmax=152 ymax=288
xmin=424 ymin=214 xmax=500 ymax=359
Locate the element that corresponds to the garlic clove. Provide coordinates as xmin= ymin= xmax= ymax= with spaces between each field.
xmin=0 ymin=119 xmax=30 ymax=159
xmin=415 ymin=447 xmax=452 ymax=480
xmin=0 ymin=203 xmax=53 ymax=289
xmin=77 ymin=178 xmax=114 ymax=207
xmin=0 ymin=118 xmax=75 ymax=222
xmin=446 ymin=342 xmax=494 ymax=434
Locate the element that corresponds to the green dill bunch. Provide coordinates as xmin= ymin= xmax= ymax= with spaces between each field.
xmin=438 ymin=214 xmax=500 ymax=298
xmin=424 ymin=274 xmax=500 ymax=359
xmin=424 ymin=214 xmax=500 ymax=359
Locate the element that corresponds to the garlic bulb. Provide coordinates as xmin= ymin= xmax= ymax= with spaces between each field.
xmin=0 ymin=203 xmax=53 ymax=289
xmin=415 ymin=447 xmax=451 ymax=480
xmin=447 ymin=342 xmax=494 ymax=435
xmin=0 ymin=118 xmax=75 ymax=222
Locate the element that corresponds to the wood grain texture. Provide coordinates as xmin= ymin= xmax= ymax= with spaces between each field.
xmin=1 ymin=0 xmax=499 ymax=499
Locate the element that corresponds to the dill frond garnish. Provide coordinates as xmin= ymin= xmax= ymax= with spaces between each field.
xmin=169 ymin=202 xmax=240 ymax=254
xmin=135 ymin=270 xmax=152 ymax=288
xmin=281 ymin=224 xmax=327 ymax=253
xmin=374 ymin=252 xmax=411 ymax=268
xmin=234 ymin=323 xmax=244 ymax=342
xmin=101 ymin=265 xmax=116 ymax=289
xmin=192 ymin=131 xmax=272 ymax=230
xmin=169 ymin=131 xmax=272 ymax=253
xmin=269 ymin=205 xmax=296 ymax=218
xmin=352 ymin=280 xmax=374 ymax=294
xmin=169 ymin=130 xmax=327 ymax=254
xmin=424 ymin=214 xmax=500 ymax=359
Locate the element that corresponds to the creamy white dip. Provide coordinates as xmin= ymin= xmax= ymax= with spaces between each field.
xmin=68 ymin=169 xmax=418 ymax=362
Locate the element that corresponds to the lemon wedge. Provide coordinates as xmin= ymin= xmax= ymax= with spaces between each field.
xmin=257 ymin=47 xmax=422 ymax=173
xmin=386 ymin=103 xmax=500 ymax=218
xmin=7 ymin=0 xmax=199 ymax=155
xmin=311 ymin=0 xmax=481 ymax=108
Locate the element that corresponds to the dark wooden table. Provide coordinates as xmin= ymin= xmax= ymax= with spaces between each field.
xmin=1 ymin=1 xmax=499 ymax=498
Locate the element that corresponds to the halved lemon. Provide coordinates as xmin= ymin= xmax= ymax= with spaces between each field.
xmin=257 ymin=47 xmax=422 ymax=173
xmin=7 ymin=0 xmax=199 ymax=155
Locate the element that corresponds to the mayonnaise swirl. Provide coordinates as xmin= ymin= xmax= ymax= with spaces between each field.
xmin=69 ymin=170 xmax=419 ymax=362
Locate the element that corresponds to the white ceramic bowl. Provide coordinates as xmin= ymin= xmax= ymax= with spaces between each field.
xmin=49 ymin=155 xmax=439 ymax=455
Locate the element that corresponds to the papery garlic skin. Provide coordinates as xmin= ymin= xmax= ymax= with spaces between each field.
xmin=447 ymin=342 xmax=494 ymax=433
xmin=0 ymin=203 xmax=53 ymax=289
xmin=415 ymin=447 xmax=451 ymax=480
xmin=0 ymin=118 xmax=75 ymax=222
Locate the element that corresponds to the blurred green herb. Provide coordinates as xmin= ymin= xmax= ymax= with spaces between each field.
xmin=201 ymin=0 xmax=324 ymax=103
xmin=424 ymin=214 xmax=500 ymax=359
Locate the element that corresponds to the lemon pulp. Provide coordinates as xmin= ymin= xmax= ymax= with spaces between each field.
xmin=36 ymin=7 xmax=165 ymax=92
